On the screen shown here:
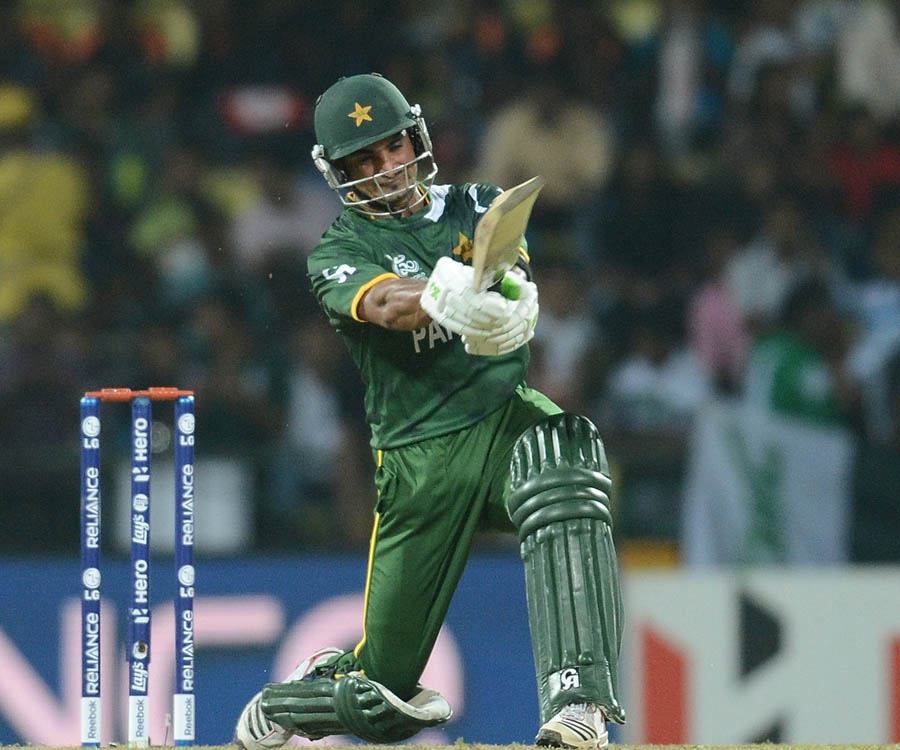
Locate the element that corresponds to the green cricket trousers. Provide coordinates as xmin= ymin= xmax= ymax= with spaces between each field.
xmin=338 ymin=384 xmax=561 ymax=699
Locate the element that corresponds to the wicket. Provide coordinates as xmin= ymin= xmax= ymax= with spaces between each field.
xmin=80 ymin=387 xmax=196 ymax=748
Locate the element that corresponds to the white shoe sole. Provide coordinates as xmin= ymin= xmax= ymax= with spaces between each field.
xmin=536 ymin=731 xmax=608 ymax=749
xmin=536 ymin=721 xmax=609 ymax=749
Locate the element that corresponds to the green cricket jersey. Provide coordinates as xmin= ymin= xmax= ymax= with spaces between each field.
xmin=308 ymin=183 xmax=530 ymax=449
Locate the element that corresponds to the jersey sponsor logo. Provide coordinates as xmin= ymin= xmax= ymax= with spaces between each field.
xmin=322 ymin=264 xmax=357 ymax=283
xmin=412 ymin=322 xmax=454 ymax=353
xmin=386 ymin=254 xmax=425 ymax=278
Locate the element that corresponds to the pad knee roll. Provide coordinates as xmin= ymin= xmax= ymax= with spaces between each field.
xmin=508 ymin=413 xmax=626 ymax=725
xmin=508 ymin=412 xmax=612 ymax=541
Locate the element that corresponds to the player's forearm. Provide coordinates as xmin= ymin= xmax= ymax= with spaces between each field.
xmin=358 ymin=278 xmax=431 ymax=330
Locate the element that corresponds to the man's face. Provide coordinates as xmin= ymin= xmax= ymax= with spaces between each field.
xmin=340 ymin=131 xmax=420 ymax=215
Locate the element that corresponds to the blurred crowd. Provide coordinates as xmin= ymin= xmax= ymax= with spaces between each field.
xmin=1 ymin=0 xmax=898 ymax=560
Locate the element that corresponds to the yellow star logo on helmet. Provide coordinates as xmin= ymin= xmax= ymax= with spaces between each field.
xmin=348 ymin=102 xmax=373 ymax=127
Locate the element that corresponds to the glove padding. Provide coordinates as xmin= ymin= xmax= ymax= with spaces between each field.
xmin=462 ymin=276 xmax=539 ymax=356
xmin=420 ymin=257 xmax=511 ymax=337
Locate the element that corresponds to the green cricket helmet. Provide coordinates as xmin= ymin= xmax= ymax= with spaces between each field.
xmin=311 ymin=73 xmax=437 ymax=216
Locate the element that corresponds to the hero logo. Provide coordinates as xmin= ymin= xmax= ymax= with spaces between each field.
xmin=322 ymin=264 xmax=357 ymax=283
xmin=386 ymin=254 xmax=425 ymax=279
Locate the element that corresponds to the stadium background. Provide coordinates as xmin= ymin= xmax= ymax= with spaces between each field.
xmin=1 ymin=0 xmax=899 ymax=745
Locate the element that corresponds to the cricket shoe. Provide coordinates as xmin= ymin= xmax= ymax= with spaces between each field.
xmin=535 ymin=702 xmax=608 ymax=749
xmin=234 ymin=646 xmax=343 ymax=750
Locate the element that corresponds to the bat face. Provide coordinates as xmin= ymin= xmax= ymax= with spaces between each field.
xmin=471 ymin=176 xmax=545 ymax=292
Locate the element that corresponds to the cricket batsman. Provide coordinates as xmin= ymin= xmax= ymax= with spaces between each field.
xmin=234 ymin=73 xmax=626 ymax=749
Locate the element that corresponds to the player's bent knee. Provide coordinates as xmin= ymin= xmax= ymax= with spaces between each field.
xmin=507 ymin=413 xmax=612 ymax=539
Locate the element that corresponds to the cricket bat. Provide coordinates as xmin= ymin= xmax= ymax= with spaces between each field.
xmin=471 ymin=175 xmax=545 ymax=293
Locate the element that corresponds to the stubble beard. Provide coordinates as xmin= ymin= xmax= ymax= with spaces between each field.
xmin=361 ymin=166 xmax=420 ymax=216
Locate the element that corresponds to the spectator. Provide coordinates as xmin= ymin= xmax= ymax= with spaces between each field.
xmin=602 ymin=309 xmax=711 ymax=434
xmin=598 ymin=307 xmax=710 ymax=540
xmin=742 ymin=278 xmax=861 ymax=428
xmin=842 ymin=203 xmax=900 ymax=440
xmin=850 ymin=350 xmax=900 ymax=561
xmin=724 ymin=190 xmax=832 ymax=335
xmin=727 ymin=0 xmax=802 ymax=106
xmin=127 ymin=144 xmax=224 ymax=313
xmin=230 ymin=157 xmax=340 ymax=273
xmin=589 ymin=137 xmax=695 ymax=357
xmin=473 ymin=74 xmax=616 ymax=262
xmin=527 ymin=263 xmax=607 ymax=413
xmin=686 ymin=225 xmax=750 ymax=394
xmin=0 ymin=84 xmax=91 ymax=322
xmin=181 ymin=295 xmax=281 ymax=457
xmin=0 ymin=294 xmax=89 ymax=551
xmin=265 ymin=315 xmax=373 ymax=548
xmin=827 ymin=106 xmax=900 ymax=228
xmin=654 ymin=0 xmax=733 ymax=152
xmin=837 ymin=0 xmax=900 ymax=121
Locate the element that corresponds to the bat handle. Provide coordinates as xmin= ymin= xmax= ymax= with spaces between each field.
xmin=500 ymin=275 xmax=521 ymax=300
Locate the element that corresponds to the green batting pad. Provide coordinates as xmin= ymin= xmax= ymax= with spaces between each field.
xmin=333 ymin=672 xmax=451 ymax=742
xmin=261 ymin=672 xmax=451 ymax=743
xmin=508 ymin=413 xmax=626 ymax=725
xmin=261 ymin=677 xmax=346 ymax=739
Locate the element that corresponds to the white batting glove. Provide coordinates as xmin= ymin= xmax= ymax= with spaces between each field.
xmin=462 ymin=277 xmax=539 ymax=356
xmin=420 ymin=257 xmax=510 ymax=337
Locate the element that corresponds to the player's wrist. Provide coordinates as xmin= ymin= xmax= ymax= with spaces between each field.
xmin=359 ymin=278 xmax=430 ymax=329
